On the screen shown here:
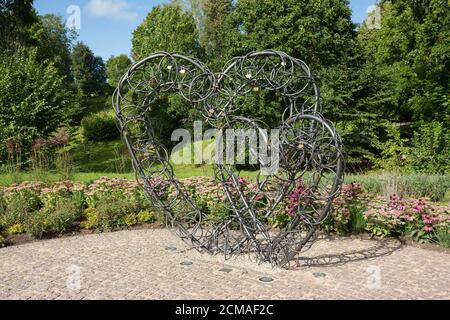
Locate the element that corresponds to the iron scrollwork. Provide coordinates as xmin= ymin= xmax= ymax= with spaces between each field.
xmin=113 ymin=50 xmax=344 ymax=268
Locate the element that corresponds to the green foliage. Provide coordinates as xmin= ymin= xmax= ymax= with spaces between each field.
xmin=129 ymin=3 xmax=203 ymax=147
xmin=122 ymin=213 xmax=138 ymax=227
xmin=350 ymin=209 xmax=367 ymax=234
xmin=80 ymin=207 xmax=101 ymax=229
xmin=6 ymin=223 xmax=25 ymax=235
xmin=268 ymin=214 xmax=291 ymax=229
xmin=322 ymin=57 xmax=399 ymax=170
xmin=202 ymin=0 xmax=232 ymax=68
xmin=224 ymin=0 xmax=355 ymax=69
xmin=40 ymin=196 xmax=82 ymax=234
xmin=321 ymin=182 xmax=368 ymax=235
xmin=0 ymin=191 xmax=6 ymax=218
xmin=0 ymin=0 xmax=37 ymax=52
xmin=132 ymin=3 xmax=200 ymax=61
xmin=410 ymin=121 xmax=450 ymax=174
xmin=86 ymin=186 xmax=150 ymax=230
xmin=1 ymin=190 xmax=43 ymax=227
xmin=406 ymin=225 xmax=434 ymax=244
xmin=94 ymin=194 xmax=134 ymax=230
xmin=346 ymin=173 xmax=450 ymax=202
xmin=435 ymin=227 xmax=450 ymax=248
xmin=81 ymin=196 xmax=157 ymax=230
xmin=81 ymin=110 xmax=120 ymax=142
xmin=358 ymin=0 xmax=449 ymax=124
xmin=365 ymin=222 xmax=392 ymax=238
xmin=33 ymin=14 xmax=76 ymax=79
xmin=71 ymin=42 xmax=107 ymax=95
xmin=205 ymin=202 xmax=230 ymax=224
xmin=0 ymin=234 xmax=5 ymax=247
xmin=23 ymin=209 xmax=47 ymax=238
xmin=368 ymin=122 xmax=410 ymax=171
xmin=136 ymin=210 xmax=158 ymax=224
xmin=0 ymin=50 xmax=72 ymax=154
xmin=106 ymin=54 xmax=132 ymax=87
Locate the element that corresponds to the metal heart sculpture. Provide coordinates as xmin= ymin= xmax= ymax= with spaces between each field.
xmin=113 ymin=50 xmax=344 ymax=268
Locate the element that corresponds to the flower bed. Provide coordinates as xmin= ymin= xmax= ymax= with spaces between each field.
xmin=0 ymin=177 xmax=160 ymax=243
xmin=0 ymin=177 xmax=449 ymax=248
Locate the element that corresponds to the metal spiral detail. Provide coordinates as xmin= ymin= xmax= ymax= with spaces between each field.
xmin=113 ymin=50 xmax=344 ymax=268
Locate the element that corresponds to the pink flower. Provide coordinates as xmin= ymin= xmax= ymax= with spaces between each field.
xmin=423 ymin=226 xmax=433 ymax=232
xmin=403 ymin=215 xmax=414 ymax=222
xmin=423 ymin=216 xmax=433 ymax=225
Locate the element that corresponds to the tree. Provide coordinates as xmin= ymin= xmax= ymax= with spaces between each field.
xmin=224 ymin=0 xmax=356 ymax=69
xmin=71 ymin=42 xmax=107 ymax=95
xmin=339 ymin=0 xmax=450 ymax=170
xmin=106 ymin=54 xmax=132 ymax=87
xmin=0 ymin=50 xmax=71 ymax=152
xmin=202 ymin=0 xmax=232 ymax=68
xmin=132 ymin=3 xmax=200 ymax=60
xmin=358 ymin=0 xmax=449 ymax=124
xmin=33 ymin=14 xmax=77 ymax=79
xmin=0 ymin=0 xmax=37 ymax=51
xmin=172 ymin=0 xmax=205 ymax=37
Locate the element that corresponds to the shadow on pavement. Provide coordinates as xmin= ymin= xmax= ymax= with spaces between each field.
xmin=288 ymin=237 xmax=403 ymax=269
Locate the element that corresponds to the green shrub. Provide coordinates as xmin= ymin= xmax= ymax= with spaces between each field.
xmin=206 ymin=202 xmax=230 ymax=224
xmin=23 ymin=210 xmax=47 ymax=239
xmin=365 ymin=222 xmax=393 ymax=238
xmin=81 ymin=110 xmax=119 ymax=142
xmin=21 ymin=196 xmax=82 ymax=238
xmin=321 ymin=182 xmax=369 ymax=235
xmin=95 ymin=194 xmax=136 ymax=230
xmin=43 ymin=197 xmax=82 ymax=234
xmin=42 ymin=189 xmax=81 ymax=207
xmin=410 ymin=122 xmax=450 ymax=174
xmin=368 ymin=122 xmax=410 ymax=172
xmin=1 ymin=190 xmax=43 ymax=227
xmin=435 ymin=227 xmax=450 ymax=248
xmin=268 ymin=213 xmax=291 ymax=229
xmin=136 ymin=210 xmax=157 ymax=223
xmin=121 ymin=213 xmax=138 ymax=227
xmin=0 ymin=50 xmax=74 ymax=156
xmin=80 ymin=208 xmax=101 ymax=229
xmin=350 ymin=209 xmax=367 ymax=234
xmin=6 ymin=223 xmax=25 ymax=235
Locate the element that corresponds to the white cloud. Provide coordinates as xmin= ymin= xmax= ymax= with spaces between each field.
xmin=86 ymin=0 xmax=139 ymax=21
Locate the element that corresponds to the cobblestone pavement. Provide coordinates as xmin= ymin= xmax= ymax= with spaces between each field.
xmin=0 ymin=229 xmax=449 ymax=300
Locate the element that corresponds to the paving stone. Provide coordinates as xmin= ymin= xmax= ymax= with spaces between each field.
xmin=0 ymin=229 xmax=449 ymax=299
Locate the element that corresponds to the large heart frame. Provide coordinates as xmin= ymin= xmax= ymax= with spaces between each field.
xmin=113 ymin=50 xmax=344 ymax=268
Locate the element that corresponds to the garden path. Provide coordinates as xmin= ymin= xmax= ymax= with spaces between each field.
xmin=0 ymin=229 xmax=449 ymax=299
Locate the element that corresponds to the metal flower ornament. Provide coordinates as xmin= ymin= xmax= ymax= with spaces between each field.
xmin=113 ymin=50 xmax=344 ymax=268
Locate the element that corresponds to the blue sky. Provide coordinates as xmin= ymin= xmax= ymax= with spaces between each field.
xmin=34 ymin=0 xmax=377 ymax=60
